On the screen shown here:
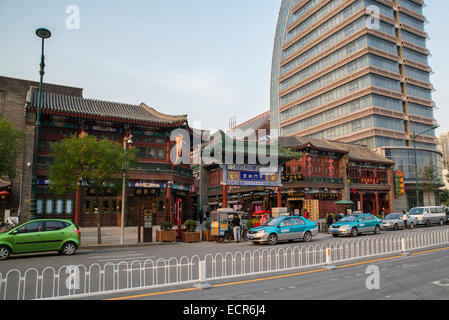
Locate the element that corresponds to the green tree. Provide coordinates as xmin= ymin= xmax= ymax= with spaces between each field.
xmin=419 ymin=165 xmax=441 ymax=206
xmin=49 ymin=134 xmax=137 ymax=244
xmin=0 ymin=118 xmax=24 ymax=179
xmin=440 ymin=189 xmax=449 ymax=206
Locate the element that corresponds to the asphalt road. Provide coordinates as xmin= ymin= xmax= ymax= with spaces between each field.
xmin=1 ymin=225 xmax=449 ymax=300
xmin=97 ymin=245 xmax=449 ymax=301
xmin=1 ymin=225 xmax=447 ymax=273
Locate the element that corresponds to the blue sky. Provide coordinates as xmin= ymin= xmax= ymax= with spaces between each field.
xmin=0 ymin=0 xmax=448 ymax=134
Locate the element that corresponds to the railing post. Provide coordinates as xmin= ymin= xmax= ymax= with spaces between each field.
xmin=401 ymin=238 xmax=410 ymax=256
xmin=325 ymin=248 xmax=336 ymax=270
xmin=195 ymin=260 xmax=211 ymax=290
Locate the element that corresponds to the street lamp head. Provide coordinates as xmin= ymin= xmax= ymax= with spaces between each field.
xmin=36 ymin=28 xmax=51 ymax=39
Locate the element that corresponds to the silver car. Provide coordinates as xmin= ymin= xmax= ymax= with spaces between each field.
xmin=382 ymin=213 xmax=416 ymax=230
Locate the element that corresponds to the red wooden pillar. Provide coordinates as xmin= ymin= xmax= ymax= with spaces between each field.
xmin=137 ymin=200 xmax=141 ymax=243
xmin=222 ymin=185 xmax=228 ymax=208
xmin=166 ymin=186 xmax=171 ymax=223
xmin=360 ymin=192 xmax=364 ymax=212
xmin=74 ymin=187 xmax=81 ymax=226
xmin=374 ymin=192 xmax=379 ymax=216
xmin=277 ymin=187 xmax=282 ymax=207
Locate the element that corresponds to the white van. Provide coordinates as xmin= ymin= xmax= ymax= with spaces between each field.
xmin=408 ymin=206 xmax=447 ymax=227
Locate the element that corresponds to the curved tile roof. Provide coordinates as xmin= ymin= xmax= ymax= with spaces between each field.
xmin=26 ymin=87 xmax=187 ymax=126
xmin=231 ymin=111 xmax=270 ymax=133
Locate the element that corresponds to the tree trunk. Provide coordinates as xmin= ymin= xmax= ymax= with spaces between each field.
xmin=96 ymin=195 xmax=102 ymax=244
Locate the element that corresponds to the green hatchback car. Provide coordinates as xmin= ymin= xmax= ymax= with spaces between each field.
xmin=0 ymin=219 xmax=81 ymax=260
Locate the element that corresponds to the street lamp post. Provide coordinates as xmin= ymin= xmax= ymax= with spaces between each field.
xmin=412 ymin=125 xmax=438 ymax=207
xmin=121 ymin=134 xmax=133 ymax=245
xmin=30 ymin=28 xmax=51 ymax=221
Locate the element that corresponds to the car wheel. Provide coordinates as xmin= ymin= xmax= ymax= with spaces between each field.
xmin=374 ymin=225 xmax=381 ymax=235
xmin=409 ymin=222 xmax=415 ymax=229
xmin=0 ymin=246 xmax=11 ymax=260
xmin=393 ymin=224 xmax=399 ymax=231
xmin=426 ymin=220 xmax=431 ymax=227
xmin=61 ymin=242 xmax=77 ymax=256
xmin=332 ymin=234 xmax=339 ymax=238
xmin=223 ymin=232 xmax=232 ymax=243
xmin=303 ymin=231 xmax=312 ymax=243
xmin=267 ymin=234 xmax=278 ymax=246
xmin=350 ymin=227 xmax=358 ymax=237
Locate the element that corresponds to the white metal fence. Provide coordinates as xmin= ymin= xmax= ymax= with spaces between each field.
xmin=1 ymin=228 xmax=449 ymax=300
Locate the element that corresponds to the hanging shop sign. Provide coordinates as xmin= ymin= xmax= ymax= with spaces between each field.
xmin=243 ymin=194 xmax=263 ymax=202
xmin=128 ymin=182 xmax=167 ymax=189
xmin=393 ymin=170 xmax=405 ymax=196
xmin=174 ymin=190 xmax=188 ymax=197
xmin=287 ymin=192 xmax=305 ymax=199
xmin=87 ymin=188 xmax=115 ymax=196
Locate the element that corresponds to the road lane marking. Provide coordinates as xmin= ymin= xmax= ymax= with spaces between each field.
xmin=104 ymin=245 xmax=449 ymax=300
xmin=88 ymin=252 xmax=141 ymax=259
xmin=410 ymin=247 xmax=449 ymax=256
xmin=98 ymin=256 xmax=156 ymax=262
xmin=432 ymin=279 xmax=449 ymax=287
xmin=106 ymin=287 xmax=199 ymax=300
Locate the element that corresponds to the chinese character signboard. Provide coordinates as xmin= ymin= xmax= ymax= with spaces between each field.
xmin=282 ymin=174 xmax=304 ymax=182
xmin=313 ymin=192 xmax=339 ymax=200
xmin=359 ymin=177 xmax=381 ymax=185
xmin=223 ymin=164 xmax=282 ymax=187
xmin=134 ymin=188 xmax=161 ymax=197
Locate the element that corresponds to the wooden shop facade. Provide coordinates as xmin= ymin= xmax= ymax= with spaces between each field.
xmin=25 ymin=87 xmax=194 ymax=227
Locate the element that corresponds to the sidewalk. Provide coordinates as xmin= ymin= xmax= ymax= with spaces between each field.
xmin=78 ymin=225 xmax=206 ymax=250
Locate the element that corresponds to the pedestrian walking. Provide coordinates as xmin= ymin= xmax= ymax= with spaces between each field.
xmin=402 ymin=210 xmax=408 ymax=229
xmin=232 ymin=213 xmax=241 ymax=242
xmin=304 ymin=209 xmax=309 ymax=220
xmin=326 ymin=213 xmax=334 ymax=228
xmin=326 ymin=213 xmax=334 ymax=230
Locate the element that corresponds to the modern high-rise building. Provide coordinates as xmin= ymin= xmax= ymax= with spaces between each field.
xmin=270 ymin=0 xmax=442 ymax=210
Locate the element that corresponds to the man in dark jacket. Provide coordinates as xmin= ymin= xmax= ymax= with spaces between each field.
xmin=232 ymin=214 xmax=241 ymax=242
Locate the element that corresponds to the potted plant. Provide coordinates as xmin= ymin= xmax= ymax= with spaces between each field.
xmin=156 ymin=221 xmax=176 ymax=243
xmin=182 ymin=220 xmax=200 ymax=243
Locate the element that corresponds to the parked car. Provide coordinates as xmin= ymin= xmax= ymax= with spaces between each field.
xmin=0 ymin=219 xmax=81 ymax=260
xmin=247 ymin=216 xmax=318 ymax=245
xmin=382 ymin=213 xmax=416 ymax=230
xmin=408 ymin=206 xmax=447 ymax=227
xmin=329 ymin=213 xmax=383 ymax=237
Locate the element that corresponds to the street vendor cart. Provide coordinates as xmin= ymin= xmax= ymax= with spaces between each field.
xmin=210 ymin=209 xmax=249 ymax=242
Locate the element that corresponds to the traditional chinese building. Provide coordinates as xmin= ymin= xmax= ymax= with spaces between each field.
xmin=279 ymin=137 xmax=395 ymax=218
xmin=196 ymin=132 xmax=395 ymax=221
xmin=192 ymin=131 xmax=292 ymax=215
xmin=23 ymin=86 xmax=194 ymax=227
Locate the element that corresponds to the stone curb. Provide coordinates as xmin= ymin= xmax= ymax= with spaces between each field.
xmin=78 ymin=241 xmax=180 ymax=251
